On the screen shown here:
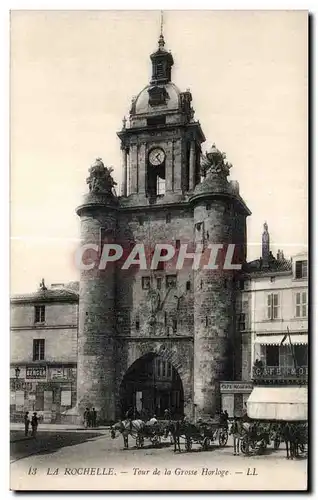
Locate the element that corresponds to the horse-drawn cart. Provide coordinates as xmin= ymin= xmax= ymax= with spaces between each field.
xmin=165 ymin=418 xmax=228 ymax=452
xmin=111 ymin=419 xmax=168 ymax=449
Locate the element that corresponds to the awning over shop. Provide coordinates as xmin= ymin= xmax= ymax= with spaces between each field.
xmin=247 ymin=386 xmax=307 ymax=421
xmin=255 ymin=334 xmax=308 ymax=345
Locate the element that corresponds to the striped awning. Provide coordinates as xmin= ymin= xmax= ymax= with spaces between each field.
xmin=255 ymin=334 xmax=308 ymax=345
xmin=247 ymin=386 xmax=307 ymax=421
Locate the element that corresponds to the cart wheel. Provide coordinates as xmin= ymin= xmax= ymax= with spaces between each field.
xmin=185 ymin=438 xmax=192 ymax=452
xmin=202 ymin=437 xmax=210 ymax=450
xmin=219 ymin=430 xmax=228 ymax=447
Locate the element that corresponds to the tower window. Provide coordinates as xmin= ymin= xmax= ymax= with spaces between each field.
xmin=166 ymin=275 xmax=177 ymax=288
xmin=156 ymin=277 xmax=162 ymax=290
xmin=166 ymin=213 xmax=171 ymax=223
xmin=176 ymin=239 xmax=180 ymax=250
xmin=157 ymin=176 xmax=165 ymax=195
xmin=206 ymin=203 xmax=211 ymax=210
xmin=186 ymin=281 xmax=191 ymax=291
xmin=172 ymin=319 xmax=177 ymax=333
xmin=142 ymin=277 xmax=151 ymax=290
xmin=135 ymin=317 xmax=140 ymax=330
xmin=138 ymin=216 xmax=144 ymax=226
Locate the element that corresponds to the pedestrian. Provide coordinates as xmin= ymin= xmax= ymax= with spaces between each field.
xmin=87 ymin=408 xmax=92 ymax=428
xmin=83 ymin=407 xmax=90 ymax=429
xmin=31 ymin=412 xmax=38 ymax=438
xmin=149 ymin=414 xmax=158 ymax=425
xmin=223 ymin=410 xmax=229 ymax=430
xmin=92 ymin=408 xmax=97 ymax=428
xmin=231 ymin=417 xmax=240 ymax=455
xmin=24 ymin=411 xmax=30 ymax=437
xmin=125 ymin=407 xmax=133 ymax=420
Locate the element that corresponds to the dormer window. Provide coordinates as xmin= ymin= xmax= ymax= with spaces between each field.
xmin=295 ymin=260 xmax=307 ymax=279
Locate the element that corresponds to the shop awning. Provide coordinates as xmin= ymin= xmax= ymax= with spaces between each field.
xmin=247 ymin=386 xmax=308 ymax=421
xmin=255 ymin=334 xmax=308 ymax=345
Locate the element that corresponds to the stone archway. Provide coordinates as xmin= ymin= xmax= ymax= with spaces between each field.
xmin=119 ymin=352 xmax=184 ymax=420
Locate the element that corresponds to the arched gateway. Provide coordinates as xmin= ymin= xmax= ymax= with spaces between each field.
xmin=119 ymin=353 xmax=184 ymax=419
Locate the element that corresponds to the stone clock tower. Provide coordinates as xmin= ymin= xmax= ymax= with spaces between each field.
xmin=76 ymin=33 xmax=251 ymax=423
xmin=117 ymin=33 xmax=205 ymax=206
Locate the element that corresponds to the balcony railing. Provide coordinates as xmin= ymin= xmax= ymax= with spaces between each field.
xmin=252 ymin=365 xmax=308 ymax=384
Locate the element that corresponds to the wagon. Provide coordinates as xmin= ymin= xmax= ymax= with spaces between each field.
xmin=239 ymin=421 xmax=270 ymax=455
xmin=181 ymin=419 xmax=228 ymax=452
xmin=135 ymin=422 xmax=168 ymax=448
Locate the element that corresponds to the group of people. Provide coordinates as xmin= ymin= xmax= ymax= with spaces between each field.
xmin=24 ymin=411 xmax=39 ymax=437
xmin=124 ymin=407 xmax=172 ymax=422
xmin=83 ymin=407 xmax=98 ymax=428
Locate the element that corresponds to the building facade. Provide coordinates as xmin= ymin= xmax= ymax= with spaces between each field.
xmin=237 ymin=225 xmax=307 ymax=420
xmin=10 ymin=282 xmax=79 ymax=423
xmin=75 ymin=34 xmax=251 ymax=423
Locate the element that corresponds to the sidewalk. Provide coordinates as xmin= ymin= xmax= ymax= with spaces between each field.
xmin=10 ymin=423 xmax=110 ymax=441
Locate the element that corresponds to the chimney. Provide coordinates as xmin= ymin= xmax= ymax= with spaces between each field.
xmin=277 ymin=249 xmax=281 ymax=261
xmin=262 ymin=222 xmax=270 ymax=268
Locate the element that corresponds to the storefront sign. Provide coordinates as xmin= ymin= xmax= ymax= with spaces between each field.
xmin=220 ymin=382 xmax=253 ymax=393
xmin=253 ymin=366 xmax=308 ymax=378
xmin=50 ymin=367 xmax=68 ymax=380
xmin=26 ymin=366 xmax=46 ymax=379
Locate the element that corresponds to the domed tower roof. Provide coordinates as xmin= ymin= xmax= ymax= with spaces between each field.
xmin=133 ymin=82 xmax=181 ymax=116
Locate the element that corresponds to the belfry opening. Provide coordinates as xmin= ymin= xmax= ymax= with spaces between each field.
xmin=119 ymin=353 xmax=184 ymax=419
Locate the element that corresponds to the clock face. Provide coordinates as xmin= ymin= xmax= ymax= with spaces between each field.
xmin=149 ymin=148 xmax=165 ymax=166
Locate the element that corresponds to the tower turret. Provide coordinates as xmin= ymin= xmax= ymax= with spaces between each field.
xmin=76 ymin=159 xmax=118 ymax=422
xmin=190 ymin=145 xmax=251 ymax=418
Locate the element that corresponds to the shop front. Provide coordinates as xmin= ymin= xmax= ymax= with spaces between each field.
xmin=10 ymin=364 xmax=77 ymax=423
xmin=220 ymin=381 xmax=253 ymax=418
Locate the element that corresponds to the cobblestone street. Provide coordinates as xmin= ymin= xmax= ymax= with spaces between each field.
xmin=10 ymin=430 xmax=308 ymax=491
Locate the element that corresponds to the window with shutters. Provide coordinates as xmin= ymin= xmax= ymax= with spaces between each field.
xmin=33 ymin=339 xmax=45 ymax=361
xmin=267 ymin=293 xmax=280 ymax=320
xmin=295 ymin=291 xmax=307 ymax=318
xmin=295 ymin=260 xmax=307 ymax=279
xmin=34 ymin=306 xmax=45 ymax=324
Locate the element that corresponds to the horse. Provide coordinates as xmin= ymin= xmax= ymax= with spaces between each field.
xmin=110 ymin=419 xmax=145 ymax=449
xmin=164 ymin=419 xmax=197 ymax=453
xmin=280 ymin=422 xmax=298 ymax=460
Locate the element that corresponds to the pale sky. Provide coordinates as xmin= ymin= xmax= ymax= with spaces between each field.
xmin=10 ymin=10 xmax=308 ymax=293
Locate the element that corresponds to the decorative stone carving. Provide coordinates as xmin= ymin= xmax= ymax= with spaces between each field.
xmin=200 ymin=143 xmax=233 ymax=179
xmin=86 ymin=158 xmax=117 ymax=194
xmin=39 ymin=278 xmax=47 ymax=291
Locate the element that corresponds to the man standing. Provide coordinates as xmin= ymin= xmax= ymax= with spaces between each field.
xmin=31 ymin=412 xmax=38 ymax=438
xmin=83 ymin=407 xmax=90 ymax=428
xmin=24 ymin=411 xmax=30 ymax=437
xmin=92 ymin=408 xmax=97 ymax=428
xmin=231 ymin=417 xmax=240 ymax=456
